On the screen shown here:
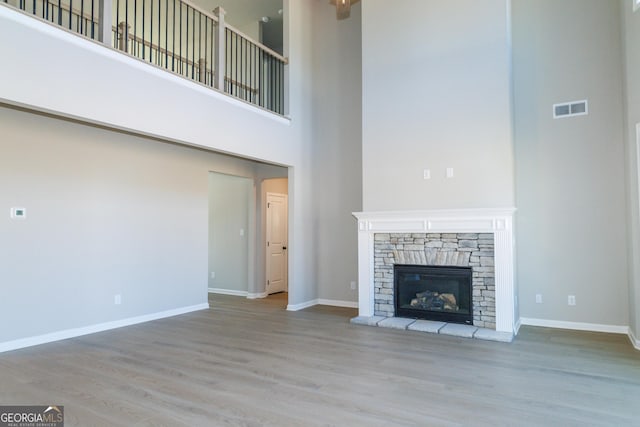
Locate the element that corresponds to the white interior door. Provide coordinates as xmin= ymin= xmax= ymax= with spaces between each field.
xmin=266 ymin=192 xmax=288 ymax=294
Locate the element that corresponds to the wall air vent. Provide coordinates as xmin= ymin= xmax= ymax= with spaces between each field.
xmin=553 ymin=100 xmax=588 ymax=119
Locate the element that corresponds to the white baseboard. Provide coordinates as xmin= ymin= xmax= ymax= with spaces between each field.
xmin=628 ymin=328 xmax=640 ymax=350
xmin=519 ymin=317 xmax=629 ymax=334
xmin=0 ymin=303 xmax=209 ymax=354
xmin=287 ymin=298 xmax=358 ymax=311
xmin=317 ymin=299 xmax=358 ymax=308
xmin=514 ymin=318 xmax=522 ymax=335
xmin=286 ymin=299 xmax=317 ymax=311
xmin=208 ymin=288 xmax=248 ymax=297
xmin=247 ymin=292 xmax=268 ymax=299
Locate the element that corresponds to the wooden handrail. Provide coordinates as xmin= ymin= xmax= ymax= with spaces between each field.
xmin=225 ymin=22 xmax=288 ymax=64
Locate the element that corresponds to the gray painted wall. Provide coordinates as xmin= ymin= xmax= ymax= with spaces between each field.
xmin=0 ymin=106 xmax=270 ymax=342
xmin=310 ymin=1 xmax=362 ymax=303
xmin=361 ymin=0 xmax=514 ymax=211
xmin=208 ymin=173 xmax=253 ymax=293
xmin=512 ymin=0 xmax=628 ymax=326
xmin=622 ymin=0 xmax=640 ymax=337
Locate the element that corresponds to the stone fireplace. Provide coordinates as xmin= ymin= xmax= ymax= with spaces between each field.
xmin=353 ymin=209 xmax=517 ymax=335
xmin=375 ymin=232 xmax=495 ymax=328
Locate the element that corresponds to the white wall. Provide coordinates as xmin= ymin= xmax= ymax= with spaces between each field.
xmin=512 ymin=0 xmax=628 ymax=327
xmin=208 ymin=172 xmax=253 ymax=293
xmin=361 ymin=0 xmax=514 ymax=211
xmin=621 ymin=0 xmax=640 ymax=339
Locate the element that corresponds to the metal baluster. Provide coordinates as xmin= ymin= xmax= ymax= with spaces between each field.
xmin=185 ymin=6 xmax=189 ymax=76
xmin=132 ymin=0 xmax=136 ymax=55
xmin=259 ymin=49 xmax=263 ymax=107
xmin=124 ymin=0 xmax=128 ymax=52
xmin=228 ymin=31 xmax=231 ymax=94
xmin=157 ymin=0 xmax=160 ymax=65
xmin=90 ymin=0 xmax=94 ymax=39
xmin=204 ymin=18 xmax=208 ymax=85
xmin=149 ymin=0 xmax=153 ymax=62
xmin=141 ymin=0 xmax=145 ymax=58
xmin=57 ymin=0 xmax=61 ymax=26
xmin=243 ymin=38 xmax=247 ymax=100
xmin=190 ymin=8 xmax=194 ymax=79
xmin=179 ymin=2 xmax=182 ymax=75
xmin=171 ymin=0 xmax=175 ymax=71
xmin=116 ymin=0 xmax=120 ymax=48
xmin=164 ymin=0 xmax=167 ymax=68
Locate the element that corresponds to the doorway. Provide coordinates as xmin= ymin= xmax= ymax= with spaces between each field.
xmin=265 ymin=192 xmax=288 ymax=294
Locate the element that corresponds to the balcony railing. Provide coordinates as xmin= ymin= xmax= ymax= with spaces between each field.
xmin=2 ymin=0 xmax=287 ymax=115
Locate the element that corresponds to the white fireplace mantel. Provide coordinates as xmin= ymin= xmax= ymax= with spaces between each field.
xmin=352 ymin=208 xmax=517 ymax=334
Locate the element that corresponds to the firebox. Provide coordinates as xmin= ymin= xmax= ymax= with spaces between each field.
xmin=394 ymin=264 xmax=473 ymax=325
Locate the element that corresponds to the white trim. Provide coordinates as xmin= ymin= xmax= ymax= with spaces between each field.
xmin=286 ymin=300 xmax=318 ymax=311
xmin=0 ymin=303 xmax=209 ymax=353
xmin=208 ymin=288 xmax=248 ymax=297
xmin=514 ymin=317 xmax=522 ymax=335
xmin=629 ymin=328 xmax=640 ymax=350
xmin=519 ymin=317 xmax=629 ymax=334
xmin=636 ymin=124 xmax=640 ymax=226
xmin=286 ymin=299 xmax=358 ymax=311
xmin=353 ymin=208 xmax=517 ymax=334
xmin=317 ymin=299 xmax=358 ymax=308
xmin=247 ymin=292 xmax=268 ymax=299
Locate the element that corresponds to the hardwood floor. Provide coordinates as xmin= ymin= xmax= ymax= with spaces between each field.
xmin=1 ymin=294 xmax=639 ymax=426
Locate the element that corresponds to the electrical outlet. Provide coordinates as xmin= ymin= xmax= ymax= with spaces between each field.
xmin=568 ymin=295 xmax=576 ymax=306
xmin=211 ymin=272 xmax=216 ymax=279
xmin=423 ymin=169 xmax=431 ymax=180
xmin=114 ymin=294 xmax=121 ymax=305
xmin=446 ymin=167 xmax=454 ymax=178
xmin=535 ymin=294 xmax=542 ymax=304
xmin=350 ymin=281 xmax=357 ymax=290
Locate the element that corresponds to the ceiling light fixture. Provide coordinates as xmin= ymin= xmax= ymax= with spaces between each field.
xmin=329 ymin=0 xmax=360 ymax=20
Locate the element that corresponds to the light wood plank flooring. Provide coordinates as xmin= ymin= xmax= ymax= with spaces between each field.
xmin=0 ymin=293 xmax=639 ymax=426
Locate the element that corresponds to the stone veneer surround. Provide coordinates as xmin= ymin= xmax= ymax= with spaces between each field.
xmin=374 ymin=233 xmax=496 ymax=329
xmin=353 ymin=209 xmax=517 ymax=334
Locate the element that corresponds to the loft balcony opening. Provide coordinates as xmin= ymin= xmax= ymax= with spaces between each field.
xmin=1 ymin=0 xmax=287 ymax=115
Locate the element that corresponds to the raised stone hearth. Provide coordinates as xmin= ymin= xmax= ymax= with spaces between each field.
xmin=353 ymin=209 xmax=517 ymax=336
xmin=350 ymin=315 xmax=513 ymax=342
